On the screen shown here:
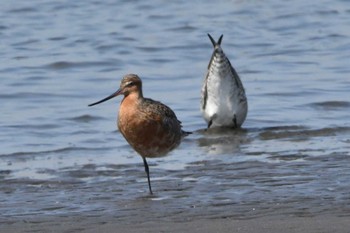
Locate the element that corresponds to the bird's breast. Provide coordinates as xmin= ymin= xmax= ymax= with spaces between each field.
xmin=117 ymin=97 xmax=182 ymax=158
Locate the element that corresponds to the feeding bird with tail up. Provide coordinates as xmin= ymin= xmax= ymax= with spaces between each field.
xmin=89 ymin=74 xmax=191 ymax=195
xmin=201 ymin=34 xmax=248 ymax=129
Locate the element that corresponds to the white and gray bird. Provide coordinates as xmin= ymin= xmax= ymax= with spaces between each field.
xmin=201 ymin=34 xmax=248 ymax=129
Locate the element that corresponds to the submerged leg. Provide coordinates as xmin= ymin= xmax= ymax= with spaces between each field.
xmin=142 ymin=157 xmax=153 ymax=195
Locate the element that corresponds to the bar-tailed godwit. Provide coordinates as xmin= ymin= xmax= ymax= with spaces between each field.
xmin=201 ymin=34 xmax=248 ymax=129
xmin=89 ymin=74 xmax=190 ymax=194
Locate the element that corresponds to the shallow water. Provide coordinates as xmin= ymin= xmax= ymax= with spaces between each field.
xmin=1 ymin=0 xmax=350 ymax=225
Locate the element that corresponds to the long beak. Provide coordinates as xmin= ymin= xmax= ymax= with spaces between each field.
xmin=88 ymin=88 xmax=123 ymax=107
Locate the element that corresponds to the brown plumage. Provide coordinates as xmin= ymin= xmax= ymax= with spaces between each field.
xmin=89 ymin=74 xmax=190 ymax=194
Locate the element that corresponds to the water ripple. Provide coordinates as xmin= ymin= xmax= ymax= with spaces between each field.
xmin=1 ymin=0 xmax=350 ymax=224
xmin=45 ymin=61 xmax=119 ymax=70
xmin=65 ymin=114 xmax=106 ymax=123
xmin=309 ymin=101 xmax=350 ymax=110
xmin=259 ymin=126 xmax=350 ymax=140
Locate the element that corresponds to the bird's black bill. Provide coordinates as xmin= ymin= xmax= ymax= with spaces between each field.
xmin=88 ymin=89 xmax=121 ymax=107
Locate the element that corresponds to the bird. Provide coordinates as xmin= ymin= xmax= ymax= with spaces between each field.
xmin=201 ymin=34 xmax=248 ymax=129
xmin=88 ymin=74 xmax=190 ymax=194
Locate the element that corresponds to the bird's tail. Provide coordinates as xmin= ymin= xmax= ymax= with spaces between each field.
xmin=182 ymin=130 xmax=192 ymax=137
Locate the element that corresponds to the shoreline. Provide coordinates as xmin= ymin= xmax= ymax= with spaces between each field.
xmin=2 ymin=214 xmax=349 ymax=233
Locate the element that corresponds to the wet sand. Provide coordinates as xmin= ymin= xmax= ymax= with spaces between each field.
xmin=2 ymin=215 xmax=349 ymax=233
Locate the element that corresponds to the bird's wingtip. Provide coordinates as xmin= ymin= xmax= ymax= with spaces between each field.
xmin=207 ymin=33 xmax=224 ymax=47
xmin=207 ymin=33 xmax=216 ymax=47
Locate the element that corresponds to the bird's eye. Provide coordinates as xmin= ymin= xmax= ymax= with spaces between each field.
xmin=126 ymin=81 xmax=134 ymax=87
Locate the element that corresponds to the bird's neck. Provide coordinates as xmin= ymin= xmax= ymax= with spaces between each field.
xmin=123 ymin=91 xmax=143 ymax=104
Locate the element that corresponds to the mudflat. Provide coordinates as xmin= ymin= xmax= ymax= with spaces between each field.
xmin=2 ymin=215 xmax=349 ymax=233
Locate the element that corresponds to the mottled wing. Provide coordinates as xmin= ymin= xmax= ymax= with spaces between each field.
xmin=201 ymin=44 xmax=217 ymax=111
xmin=201 ymin=71 xmax=210 ymax=111
xmin=227 ymin=59 xmax=247 ymax=102
xmin=141 ymin=98 xmax=182 ymax=130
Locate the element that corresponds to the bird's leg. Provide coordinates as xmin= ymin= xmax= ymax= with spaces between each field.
xmin=142 ymin=157 xmax=153 ymax=195
xmin=207 ymin=120 xmax=213 ymax=129
xmin=207 ymin=114 xmax=217 ymax=129
xmin=232 ymin=114 xmax=237 ymax=128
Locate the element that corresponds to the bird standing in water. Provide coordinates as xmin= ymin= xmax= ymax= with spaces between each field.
xmin=89 ymin=74 xmax=190 ymax=194
xmin=201 ymin=34 xmax=248 ymax=129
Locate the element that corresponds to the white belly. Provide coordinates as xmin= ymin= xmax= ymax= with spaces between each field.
xmin=203 ymin=74 xmax=247 ymax=127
